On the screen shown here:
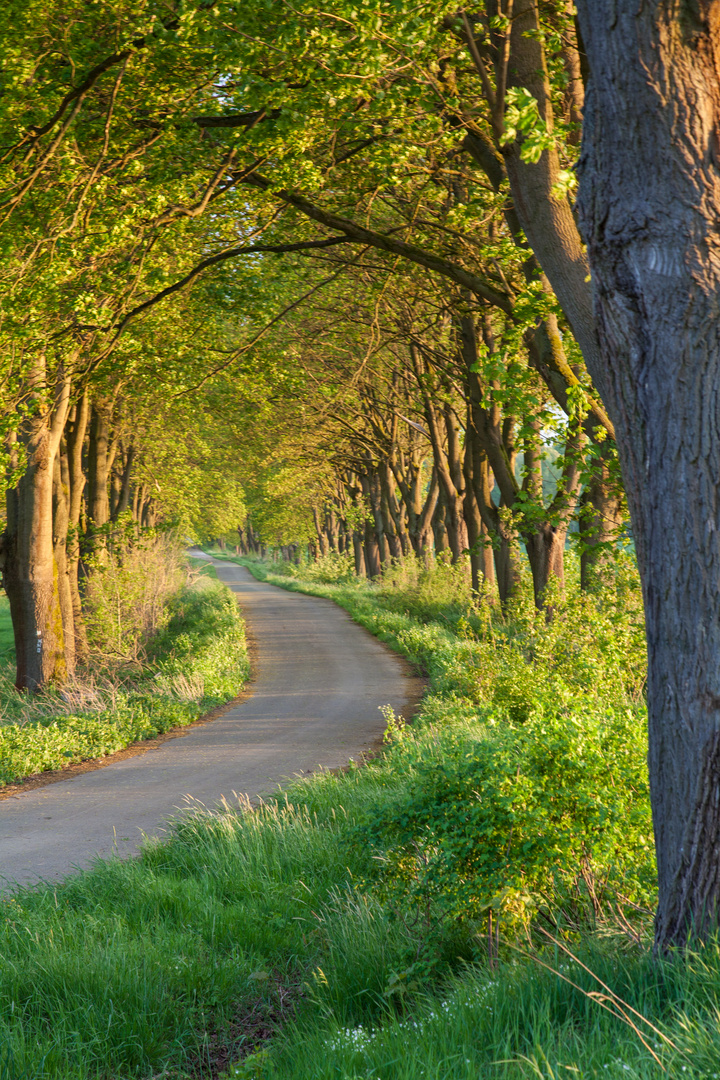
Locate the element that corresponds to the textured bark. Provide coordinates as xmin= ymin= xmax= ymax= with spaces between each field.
xmin=64 ymin=393 xmax=90 ymax=663
xmin=52 ymin=452 xmax=75 ymax=677
xmin=3 ymin=366 xmax=71 ymax=691
xmin=576 ymin=0 xmax=720 ymax=950
xmin=87 ymin=399 xmax=111 ymax=535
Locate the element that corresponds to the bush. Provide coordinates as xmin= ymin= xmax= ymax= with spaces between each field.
xmin=356 ymin=700 xmax=654 ymax=931
xmin=82 ymin=526 xmax=186 ymax=666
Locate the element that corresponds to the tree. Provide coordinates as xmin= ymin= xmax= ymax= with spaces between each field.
xmin=575 ymin=0 xmax=720 ymax=950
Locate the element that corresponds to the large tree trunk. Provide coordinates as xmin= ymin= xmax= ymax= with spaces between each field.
xmin=576 ymin=0 xmax=720 ymax=951
xmin=3 ymin=367 xmax=71 ymax=691
xmin=525 ymin=526 xmax=567 ymax=607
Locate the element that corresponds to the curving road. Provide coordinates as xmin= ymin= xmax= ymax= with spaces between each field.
xmin=0 ymin=558 xmax=420 ymax=889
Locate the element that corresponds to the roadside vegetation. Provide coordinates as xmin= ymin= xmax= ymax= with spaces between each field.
xmin=3 ymin=552 xmax=717 ymax=1080
xmin=0 ymin=539 xmax=248 ymax=787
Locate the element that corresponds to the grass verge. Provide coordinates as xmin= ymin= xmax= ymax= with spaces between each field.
xmin=0 ymin=565 xmax=249 ymax=786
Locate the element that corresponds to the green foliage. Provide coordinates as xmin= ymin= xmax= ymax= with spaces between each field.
xmin=279 ymin=550 xmax=358 ymax=584
xmin=500 ymin=87 xmax=557 ymax=163
xmin=359 ymin=704 xmax=653 ymax=930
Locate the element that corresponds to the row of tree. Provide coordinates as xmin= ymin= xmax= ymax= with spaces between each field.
xmin=1 ymin=0 xmax=718 ymax=950
xmin=232 ymin=258 xmax=624 ymax=610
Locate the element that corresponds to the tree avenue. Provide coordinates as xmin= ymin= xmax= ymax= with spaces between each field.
xmin=0 ymin=0 xmax=715 ymax=951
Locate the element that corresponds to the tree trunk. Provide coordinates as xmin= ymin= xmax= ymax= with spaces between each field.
xmin=64 ymin=391 xmax=90 ymax=663
xmin=52 ymin=451 xmax=75 ymax=677
xmin=352 ymin=531 xmax=367 ymax=577
xmin=576 ymin=0 xmax=720 ymax=950
xmin=3 ymin=367 xmax=71 ymax=691
xmin=493 ymin=525 xmax=522 ymax=610
xmin=580 ymin=455 xmax=624 ymax=591
xmin=463 ymin=429 xmax=495 ymax=595
xmin=432 ymin=489 xmax=451 ymax=557
xmin=113 ymin=442 xmax=135 ymax=520
xmin=312 ymin=506 xmax=330 ymax=556
xmin=361 ymin=470 xmax=391 ymax=568
xmin=87 ymin=400 xmax=111 ymax=548
xmin=525 ymin=526 xmax=567 ymax=608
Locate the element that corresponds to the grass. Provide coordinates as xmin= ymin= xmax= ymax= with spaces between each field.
xmin=0 ymin=746 xmax=716 ymax=1080
xmin=0 ymin=593 xmax=14 ymax=660
xmin=1 ymin=549 xmax=717 ymax=1079
xmin=0 ymin=562 xmax=249 ymax=785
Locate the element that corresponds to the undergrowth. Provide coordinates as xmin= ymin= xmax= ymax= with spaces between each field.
xmin=0 ymin=562 xmax=248 ymax=785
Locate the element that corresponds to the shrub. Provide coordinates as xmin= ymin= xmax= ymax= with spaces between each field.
xmin=355 ymin=699 xmax=654 ymax=932
xmin=82 ymin=526 xmax=186 ymax=666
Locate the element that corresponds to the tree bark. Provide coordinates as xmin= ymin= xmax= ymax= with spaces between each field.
xmin=87 ymin=399 xmax=111 ymax=546
xmin=3 ymin=365 xmax=71 ymax=691
xmin=52 ymin=450 xmax=75 ymax=677
xmin=576 ymin=0 xmax=720 ymax=950
xmin=463 ymin=423 xmax=496 ymax=594
xmin=64 ymin=390 xmax=90 ymax=663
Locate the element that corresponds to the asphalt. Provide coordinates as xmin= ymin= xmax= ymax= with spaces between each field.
xmin=0 ymin=557 xmax=419 ymax=889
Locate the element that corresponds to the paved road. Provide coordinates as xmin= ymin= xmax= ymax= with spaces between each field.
xmin=0 ymin=559 xmax=418 ymax=889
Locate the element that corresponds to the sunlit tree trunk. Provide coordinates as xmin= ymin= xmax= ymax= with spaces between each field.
xmin=65 ymin=391 xmax=90 ymax=663
xmin=52 ymin=449 xmax=76 ymax=677
xmin=3 ymin=363 xmax=71 ymax=691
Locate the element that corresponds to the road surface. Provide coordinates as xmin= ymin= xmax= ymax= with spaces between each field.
xmin=0 ymin=558 xmax=419 ymax=888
